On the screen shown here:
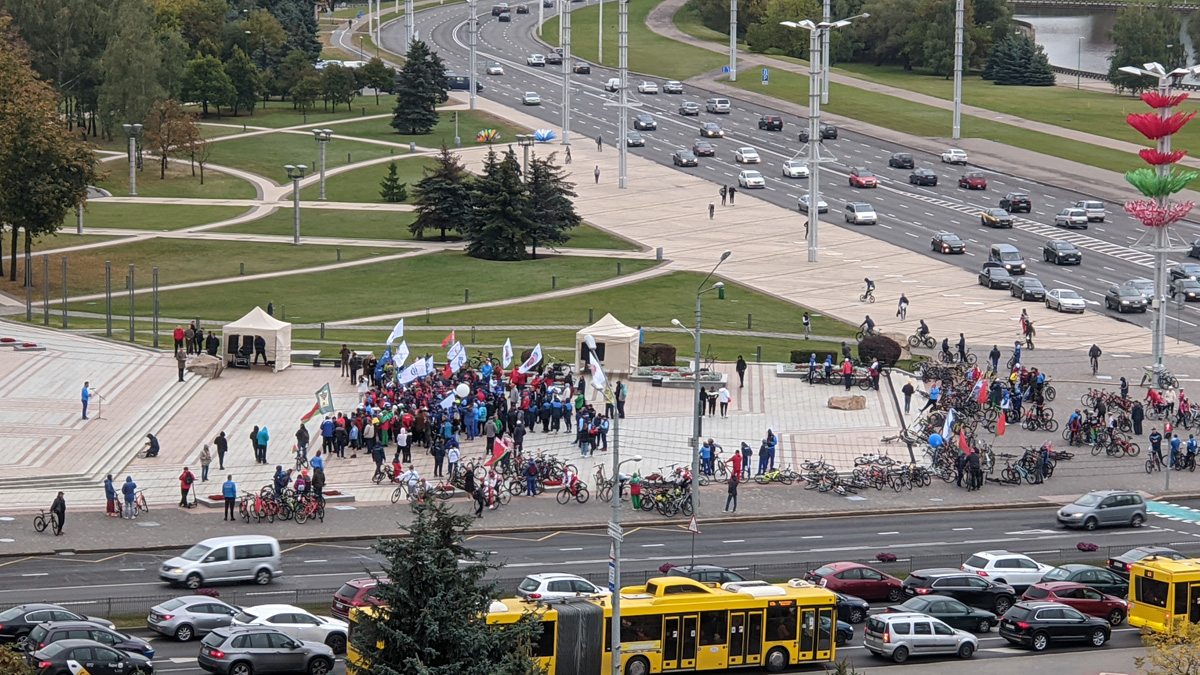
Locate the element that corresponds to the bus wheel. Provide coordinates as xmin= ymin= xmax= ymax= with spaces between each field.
xmin=765 ymin=647 xmax=789 ymax=673
xmin=624 ymin=656 xmax=650 ymax=675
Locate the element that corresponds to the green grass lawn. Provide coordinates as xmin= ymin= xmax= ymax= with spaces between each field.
xmin=95 ymin=160 xmax=257 ymax=200
xmin=565 ymin=224 xmax=640 ymax=250
xmin=220 ymin=208 xmax=420 ymax=239
xmin=112 ymin=251 xmax=657 ymax=322
xmin=207 ymin=132 xmax=403 ymax=183
xmin=299 ymin=156 xmax=435 ymax=202
xmin=26 ymin=234 xmax=126 ymax=253
xmin=69 ymin=203 xmax=250 ymax=231
xmin=192 ymin=99 xmax=397 ymax=130
xmin=330 ymin=109 xmax=529 ymax=149
xmin=8 ymin=239 xmax=387 ymax=299
xmin=543 ymin=0 xmax=728 ymax=80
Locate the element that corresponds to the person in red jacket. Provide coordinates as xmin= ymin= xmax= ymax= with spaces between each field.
xmin=179 ymin=467 xmax=195 ymax=507
xmin=173 ymin=326 xmax=185 ymax=355
xmin=842 ymin=358 xmax=854 ymax=391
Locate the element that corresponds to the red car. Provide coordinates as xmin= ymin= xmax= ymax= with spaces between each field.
xmin=805 ymin=562 xmax=904 ymax=602
xmin=1021 ymin=582 xmax=1127 ymax=625
xmin=959 ymin=172 xmax=988 ymax=190
xmin=848 ymin=168 xmax=877 ymax=188
xmin=331 ymin=576 xmax=388 ymax=621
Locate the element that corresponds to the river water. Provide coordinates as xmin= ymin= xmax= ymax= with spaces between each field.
xmin=1016 ymin=8 xmax=1196 ymax=74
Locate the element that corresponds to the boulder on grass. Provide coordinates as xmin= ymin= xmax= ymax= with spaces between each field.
xmin=187 ymin=354 xmax=224 ymax=379
xmin=828 ymin=395 xmax=866 ymax=411
xmin=882 ymin=332 xmax=912 ymax=360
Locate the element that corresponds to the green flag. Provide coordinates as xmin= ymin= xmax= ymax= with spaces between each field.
xmin=316 ymin=383 xmax=335 ymax=415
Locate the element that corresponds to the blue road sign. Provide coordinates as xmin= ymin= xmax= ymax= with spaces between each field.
xmin=762 ymin=68 xmax=769 ymax=85
xmin=722 ymin=65 xmax=731 ymax=73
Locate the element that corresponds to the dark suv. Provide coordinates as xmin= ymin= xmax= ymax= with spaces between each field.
xmin=998 ymin=601 xmax=1110 ymax=651
xmin=26 ymin=622 xmax=154 ymax=658
xmin=331 ymin=577 xmax=388 ymax=622
xmin=1000 ymin=192 xmax=1032 ymax=213
xmin=888 ymin=153 xmax=914 ymax=169
xmin=758 ymin=115 xmax=783 ymax=131
xmin=903 ymin=568 xmax=1016 ymax=615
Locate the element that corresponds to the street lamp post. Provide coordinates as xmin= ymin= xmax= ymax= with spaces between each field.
xmin=406 ymin=0 xmax=415 ymax=45
xmin=516 ymin=134 xmax=535 ymax=181
xmin=285 ymin=164 xmax=308 ymax=245
xmin=603 ymin=0 xmax=640 ymax=188
xmin=952 ymin=0 xmax=964 ymax=139
xmin=729 ymin=0 xmax=738 ymax=82
xmin=122 ymin=123 xmax=143 ymax=197
xmin=469 ymin=0 xmax=479 ymax=110
xmin=312 ymin=129 xmax=333 ymax=201
xmin=1077 ymin=36 xmax=1083 ymax=89
xmin=598 ymin=0 xmax=604 ymax=63
xmin=562 ymin=0 xmax=573 ymax=146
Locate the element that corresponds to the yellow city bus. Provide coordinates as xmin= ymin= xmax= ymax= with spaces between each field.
xmin=1128 ymin=556 xmax=1200 ymax=632
xmin=347 ymin=577 xmax=838 ymax=674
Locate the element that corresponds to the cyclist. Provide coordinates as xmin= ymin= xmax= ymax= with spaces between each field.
xmin=1012 ymin=340 xmax=1022 ymax=367
xmin=823 ymin=354 xmax=834 ymax=381
xmin=916 ymin=319 xmax=930 ymax=339
xmin=860 ymin=315 xmax=875 ymax=337
xmin=1149 ymin=428 xmax=1164 ymax=467
xmin=294 ymin=470 xmax=309 ymax=498
xmin=808 ymin=353 xmax=818 ymax=383
xmin=1088 ymin=344 xmax=1102 ymax=375
xmin=863 ymin=277 xmax=875 ymax=300
xmin=273 ymin=465 xmax=288 ymax=499
xmin=957 ymin=333 xmax=967 ymax=363
xmin=563 ymin=466 xmax=580 ymax=496
xmin=1171 ymin=434 xmax=1182 ymax=469
xmin=940 ymin=337 xmax=953 ymax=362
xmin=399 ymin=465 xmax=420 ymax=498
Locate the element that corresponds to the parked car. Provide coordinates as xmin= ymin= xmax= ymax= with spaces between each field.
xmin=231 ymin=604 xmax=349 ymax=654
xmin=27 ymin=640 xmax=155 ymax=675
xmin=625 ymin=131 xmax=643 ymax=147
xmin=1074 ymin=199 xmax=1105 ymax=222
xmin=863 ymin=613 xmax=978 ymax=664
xmin=932 ymin=232 xmax=965 ymax=254
xmin=678 ymin=101 xmax=700 ymax=116
xmin=998 ymin=601 xmax=1110 ymax=651
xmin=959 ymin=172 xmax=987 ymax=190
xmin=1040 ymin=564 xmax=1129 ymax=598
xmin=1173 ymin=277 xmax=1200 ymax=301
xmin=663 ymin=80 xmax=684 ymax=94
xmin=1010 ymin=277 xmax=1046 ymax=301
xmin=1021 ymin=582 xmax=1127 ymax=625
xmin=666 ymin=565 xmax=746 ymax=584
xmin=671 ymin=150 xmax=698 ymax=167
xmin=1043 ymin=239 xmax=1081 ymax=265
xmin=1000 ymin=192 xmax=1032 ymax=212
xmin=941 ymin=148 xmax=968 ymax=164
xmin=848 ymin=168 xmax=877 ymax=188
xmin=909 ymin=168 xmax=938 ymax=186
xmin=632 ymin=113 xmax=656 ymax=130
xmin=758 ymin=115 xmax=783 ymax=131
xmin=1107 ymin=546 xmax=1186 ymax=577
xmin=978 ymin=267 xmax=1012 ymax=290
xmin=25 ymin=622 xmax=154 ymax=658
xmin=1045 ymin=289 xmax=1087 ymax=313
xmin=0 ymin=605 xmax=114 ymax=647
xmin=798 ymin=194 xmax=828 ymax=214
xmin=902 ymin=568 xmax=1017 ymax=614
xmin=1054 ymin=207 xmax=1089 ymax=229
xmin=737 ymin=170 xmax=765 ymax=189
xmin=782 ymin=159 xmax=809 ymax=178
xmin=1056 ymin=490 xmax=1146 ymax=531
xmin=331 ymin=577 xmax=387 ymax=622
xmin=961 ymin=551 xmax=1054 ymax=592
xmin=692 ymin=140 xmax=715 ymax=157
xmin=1104 ymin=284 xmax=1148 ymax=313
xmin=806 ymin=562 xmax=904 ymax=602
xmin=888 ymin=152 xmax=914 ymax=169
xmin=198 ymin=626 xmax=335 ymax=675
xmin=517 ymin=573 xmax=609 ymax=600
xmin=147 ymin=596 xmax=240 ymax=642
xmin=734 ymin=147 xmax=761 ymax=164
xmin=886 ymin=595 xmax=998 ymax=633
xmin=636 ymin=80 xmax=658 ymax=94
xmin=844 ymin=202 xmax=877 ymax=225
xmin=699 ymin=122 xmax=723 ymax=138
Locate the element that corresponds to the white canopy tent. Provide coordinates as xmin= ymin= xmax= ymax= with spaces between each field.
xmin=222 ymin=307 xmax=293 ymax=372
xmin=575 ymin=313 xmax=639 ymax=376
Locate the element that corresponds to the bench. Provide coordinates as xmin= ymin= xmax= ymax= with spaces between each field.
xmin=312 ymin=357 xmax=342 ymax=367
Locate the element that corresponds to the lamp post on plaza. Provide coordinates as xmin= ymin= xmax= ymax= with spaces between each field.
xmin=516 ymin=134 xmax=535 ymax=181
xmin=122 ymin=123 xmax=143 ymax=196
xmin=284 ymin=164 xmax=307 ymax=245
xmin=312 ymin=129 xmax=333 ymax=201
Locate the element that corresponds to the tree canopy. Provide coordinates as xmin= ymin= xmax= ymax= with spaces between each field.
xmin=392 ymin=40 xmax=449 ymax=135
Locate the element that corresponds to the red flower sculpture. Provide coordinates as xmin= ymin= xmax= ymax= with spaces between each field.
xmin=1127 ymin=111 xmax=1198 ymax=140
xmin=1124 ymin=199 xmax=1196 ymax=228
xmin=1142 ymin=92 xmax=1190 ymax=109
xmin=1139 ymin=148 xmax=1189 ymax=165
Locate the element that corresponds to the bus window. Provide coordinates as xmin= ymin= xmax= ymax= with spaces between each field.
xmin=816 ymin=608 xmax=833 ymax=653
xmin=621 ymin=615 xmax=663 ymax=642
xmin=1137 ymin=576 xmax=1169 ymax=608
xmin=534 ymin=621 xmax=555 ymax=657
xmin=1176 ymin=582 xmax=1189 ymax=617
xmin=699 ymin=611 xmax=727 ymax=646
xmin=766 ymin=605 xmax=797 ymax=642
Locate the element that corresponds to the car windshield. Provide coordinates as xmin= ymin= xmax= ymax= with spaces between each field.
xmin=179 ymin=544 xmax=212 ymax=562
xmin=989 ymin=209 xmax=1007 ymax=216
xmin=858 ymin=170 xmax=874 ymax=177
xmin=1001 ymin=252 xmax=1021 ymax=261
xmin=679 ymin=152 xmax=695 ymax=158
xmin=812 ymin=566 xmax=835 ymax=577
xmin=1043 ymin=567 xmax=1071 ymax=581
xmin=233 ymin=611 xmax=258 ymax=623
xmin=1074 ymin=493 xmax=1103 ymax=507
xmin=1057 ymin=290 xmax=1082 ymax=300
xmin=943 ymin=235 xmax=961 ymax=242
xmin=1024 ymin=280 xmax=1044 ymax=289
xmin=855 ymin=205 xmax=872 ymax=212
xmin=993 ymin=269 xmax=1011 ymax=278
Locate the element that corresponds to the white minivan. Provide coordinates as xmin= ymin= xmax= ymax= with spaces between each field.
xmin=160 ymin=535 xmax=283 ymax=589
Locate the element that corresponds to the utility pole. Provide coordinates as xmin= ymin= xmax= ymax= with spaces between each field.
xmin=562 ymin=0 xmax=573 ymax=146
xmin=406 ymin=0 xmax=415 ymax=45
xmin=598 ymin=0 xmax=604 ymax=63
xmin=469 ymin=0 xmax=478 ymax=110
xmin=807 ymin=25 xmax=822 ymax=263
xmin=821 ymin=0 xmax=830 ymax=104
xmin=952 ymin=0 xmax=964 ymax=139
xmin=729 ymin=0 xmax=738 ymax=81
xmin=618 ymin=0 xmax=631 ymax=187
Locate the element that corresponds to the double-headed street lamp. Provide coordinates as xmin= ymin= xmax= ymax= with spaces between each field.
xmin=516 ymin=134 xmax=536 ymax=180
xmin=122 ymin=123 xmax=143 ymax=197
xmin=284 ymin=164 xmax=308 ymax=245
xmin=312 ymin=129 xmax=333 ymax=201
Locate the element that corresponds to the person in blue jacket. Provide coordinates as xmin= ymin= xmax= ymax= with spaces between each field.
xmin=122 ymin=476 xmax=138 ymax=519
xmin=223 ymin=475 xmax=238 ymax=521
xmin=104 ymin=474 xmax=118 ymax=517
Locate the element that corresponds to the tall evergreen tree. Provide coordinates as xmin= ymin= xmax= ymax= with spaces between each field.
xmin=98 ymin=0 xmax=164 ymax=139
xmin=411 ymin=145 xmax=472 ymax=240
xmin=391 ymin=39 xmax=448 ymax=135
xmin=379 ymin=162 xmax=409 ymax=203
xmin=462 ymin=149 xmax=534 ymax=260
xmin=1022 ymin=41 xmax=1056 ymax=86
xmin=259 ymin=0 xmax=322 ymax=62
xmin=224 ymin=45 xmax=260 ymax=115
xmin=524 ymin=153 xmax=580 ymax=259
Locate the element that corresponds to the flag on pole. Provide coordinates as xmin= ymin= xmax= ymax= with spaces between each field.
xmin=976 ymin=379 xmax=990 ymax=405
xmin=941 ymin=408 xmax=955 ymax=441
xmin=958 ymin=429 xmax=969 ymax=453
xmin=393 ymin=340 xmax=410 ymax=369
xmin=426 ymin=356 xmax=435 ymax=376
xmin=447 ymin=342 xmax=467 ymax=373
xmin=300 ymin=402 xmax=320 ymax=423
xmin=502 ymin=338 xmax=514 ymax=368
xmin=484 ymin=436 xmax=512 ymax=466
xmin=386 ymin=319 xmax=405 ymax=345
xmin=996 ymin=411 xmax=1006 ymax=436
xmin=972 ymin=378 xmax=985 ymax=401
xmin=398 ymin=359 xmax=424 ymax=385
xmin=439 ymin=392 xmax=455 ymax=410
xmin=374 ymin=347 xmax=391 ymax=382
xmin=588 ymin=352 xmax=607 ymax=389
xmin=441 ymin=331 xmax=455 ymax=349
xmin=315 ymin=383 xmax=335 ymax=414
xmin=518 ymin=343 xmax=543 ymax=374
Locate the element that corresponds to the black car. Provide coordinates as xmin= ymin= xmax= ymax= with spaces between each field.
xmin=27 ymin=639 xmax=155 ymax=675
xmin=1000 ymin=192 xmax=1032 ymax=213
xmin=1010 ymin=277 xmax=1046 ymax=301
xmin=27 ymin=622 xmax=154 ymax=658
xmin=886 ymin=595 xmax=998 ymax=633
xmin=516 ymin=3 xmax=529 ymax=11
xmin=834 ymin=592 xmax=871 ymax=624
xmin=1189 ymin=238 xmax=1200 ymax=259
xmin=666 ymin=565 xmax=745 ymax=584
xmin=1040 ymin=565 xmax=1128 ymax=598
xmin=798 ymin=129 xmax=810 ymax=143
xmin=1169 ymin=262 xmax=1200 ymax=282
xmin=1174 ymin=277 xmax=1200 ymax=301
xmin=931 ymin=232 xmax=965 ymax=254
xmin=699 ymin=122 xmax=723 ymax=138
xmin=903 ymin=569 xmax=1016 ymax=614
xmin=889 ymin=153 xmax=914 ymax=169
xmin=980 ymin=208 xmax=1013 ymax=228
xmin=671 ymin=150 xmax=698 ymax=167
xmin=633 ymin=113 xmax=656 ymax=131
xmin=1107 ymin=546 xmax=1186 ymax=577
xmin=545 ymin=52 xmax=563 ymax=65
xmin=978 ymin=266 xmax=1012 ymax=290
xmin=909 ymin=168 xmax=937 ymax=186
xmin=625 ymin=131 xmax=644 ymax=147
xmin=572 ymin=61 xmax=590 ymax=74
xmin=758 ymin=115 xmax=783 ymax=131
xmin=0 ymin=605 xmax=114 ymax=647
xmin=998 ymin=601 xmax=1110 ymax=651
xmin=692 ymin=140 xmax=715 ymax=157
xmin=1043 ymin=239 xmax=1081 ymax=265
xmin=1104 ymin=284 xmax=1148 ymax=313
xmin=819 ymin=124 xmax=838 ymax=139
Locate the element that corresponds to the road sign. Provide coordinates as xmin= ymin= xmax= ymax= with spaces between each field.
xmin=687 ymin=515 xmax=701 ymax=534
xmin=608 ymin=561 xmax=616 ymax=591
xmin=608 ymin=521 xmax=624 ymax=542
xmin=762 ymin=68 xmax=769 ymax=85
xmin=722 ymin=66 xmax=731 ymax=73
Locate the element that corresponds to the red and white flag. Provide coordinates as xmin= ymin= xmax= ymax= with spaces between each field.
xmin=518 ymin=344 xmax=543 ymax=375
xmin=441 ymin=330 xmax=455 ymax=349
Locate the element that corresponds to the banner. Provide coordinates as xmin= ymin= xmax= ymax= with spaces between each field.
xmin=448 ymin=341 xmax=467 ymax=373
xmin=439 ymin=392 xmax=456 ymax=410
xmin=393 ymin=340 xmax=410 ymax=369
xmin=386 ymin=319 xmax=405 ymax=345
xmin=316 ymin=383 xmax=335 ymax=414
xmin=502 ymin=338 xmax=514 ymax=368
xmin=518 ymin=343 xmax=543 ymax=375
xmin=374 ymin=347 xmax=391 ymax=382
xmin=441 ymin=331 xmax=455 ymax=349
xmin=484 ymin=436 xmax=512 ymax=466
xmin=398 ymin=359 xmax=425 ymax=385
xmin=426 ymin=356 xmax=435 ymax=376
xmin=588 ymin=352 xmax=607 ymax=389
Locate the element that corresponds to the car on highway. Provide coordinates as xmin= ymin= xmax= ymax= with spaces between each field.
xmin=758 ymin=115 xmax=783 ymax=131
xmin=805 ymin=562 xmax=904 ymax=602
xmin=1054 ymin=207 xmax=1089 ymax=229
xmin=798 ymin=194 xmax=829 ymax=214
xmin=486 ymin=62 xmax=504 ymax=75
xmin=663 ymin=80 xmax=684 ymax=94
xmin=604 ymin=77 xmax=621 ymax=92
xmin=737 ymin=170 xmax=765 ymax=189
xmin=526 ymin=54 xmax=545 ymax=66
xmin=798 ymin=128 xmax=810 ymax=143
xmin=633 ymin=113 xmax=656 ymax=130
xmin=844 ymin=202 xmax=877 ymax=225
xmin=666 ymin=564 xmax=746 ymax=584
xmin=987 ymin=243 xmax=1026 ymax=274
xmin=1056 ymin=490 xmax=1146 ymax=531
xmin=28 ymin=639 xmax=156 ymax=675
xmin=958 ymin=171 xmax=987 ymax=190
xmin=863 ymin=612 xmax=978 ymax=664
xmin=1000 ymin=192 xmax=1032 ymax=212
xmin=25 ymin=622 xmax=154 ymax=658
xmin=1021 ymin=582 xmax=1127 ymax=625
xmin=961 ymin=551 xmax=1054 ymax=592
xmin=909 ymin=168 xmax=938 ymax=186
xmin=1074 ymin=199 xmax=1105 ymax=222
xmin=1044 ymin=289 xmax=1086 ymax=313
xmin=636 ymin=80 xmax=658 ymax=94
xmin=848 ymin=168 xmax=877 ymax=188
xmin=1174 ymin=277 xmax=1200 ymax=301
xmin=625 ymin=131 xmax=644 ymax=147
xmin=0 ymin=605 xmax=115 ymax=647
xmin=1125 ymin=277 xmax=1154 ymax=300
xmin=491 ymin=2 xmax=509 ymax=14
xmin=198 ymin=626 xmax=335 ymax=675
xmin=819 ymin=124 xmax=838 ymax=139
xmin=148 ymin=596 xmax=240 ymax=642
xmin=1190 ymin=237 xmax=1200 ymax=259
xmin=1040 ymin=564 xmax=1128 ymax=598
xmin=734 ymin=147 xmax=761 ymax=164
xmin=1105 ymin=284 xmax=1148 ymax=313
xmin=941 ymin=148 xmax=968 ymax=164
xmin=886 ymin=595 xmax=999 ymax=633
xmin=699 ymin=122 xmax=723 ymax=138
xmin=331 ymin=577 xmax=387 ymax=622
xmin=980 ymin=207 xmax=1013 ymax=228
xmin=834 ymin=592 xmax=872 ymax=624
xmin=1170 ymin=262 xmax=1200 ymax=281
xmin=572 ymin=61 xmax=590 ymax=74
xmin=521 ymin=91 xmax=540 ymax=105
xmin=1107 ymin=546 xmax=1186 ymax=577
xmin=672 ymin=150 xmax=698 ymax=167
xmin=888 ymin=152 xmax=914 ymax=169
xmin=691 ymin=140 xmax=715 ymax=157
xmin=516 ymin=3 xmax=529 ymax=11
xmin=978 ymin=266 xmax=1013 ymax=290
xmin=1010 ymin=277 xmax=1046 ymax=301
xmin=232 ymin=605 xmax=349 ymax=654
xmin=545 ymin=52 xmax=562 ymax=64
xmin=903 ymin=568 xmax=1017 ymax=614
xmin=498 ymin=11 xmax=511 ymax=21
xmin=678 ymin=101 xmax=699 ymax=116
xmin=1043 ymin=239 xmax=1081 ymax=265
xmin=782 ymin=159 xmax=809 ymax=178
xmin=517 ymin=573 xmax=609 ymax=600
xmin=998 ymin=601 xmax=1110 ymax=651
xmin=931 ymin=231 xmax=965 ymax=254
xmin=705 ymin=97 xmax=731 ymax=113
xmin=543 ymin=0 xmax=553 ymax=5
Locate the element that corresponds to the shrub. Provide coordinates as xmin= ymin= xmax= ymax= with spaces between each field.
xmin=858 ymin=335 xmax=902 ymax=367
xmin=791 ymin=349 xmax=840 ymax=364
xmin=639 ymin=343 xmax=677 ymax=366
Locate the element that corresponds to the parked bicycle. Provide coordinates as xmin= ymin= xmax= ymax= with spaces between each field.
xmin=33 ymin=509 xmax=58 ymax=534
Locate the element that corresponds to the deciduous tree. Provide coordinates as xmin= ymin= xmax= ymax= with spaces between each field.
xmin=1109 ymin=1 xmax=1186 ymax=93
xmin=411 ymin=145 xmax=472 ymax=240
xmin=1136 ymin=618 xmax=1200 ymax=675
xmin=98 ymin=0 xmax=165 ymax=139
xmin=143 ymin=98 xmax=200 ymax=179
xmin=320 ymin=63 xmax=358 ymax=111
xmin=224 ymin=45 xmax=260 ymax=115
xmin=290 ymin=74 xmax=321 ymax=113
xmin=181 ymin=55 xmax=234 ymax=116
xmin=357 ymin=57 xmax=396 ymax=104
xmin=391 ymin=39 xmax=448 ymax=135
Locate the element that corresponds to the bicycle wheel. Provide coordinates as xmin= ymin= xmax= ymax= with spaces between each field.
xmin=556 ymin=488 xmax=571 ymax=505
xmin=680 ymin=494 xmax=693 ymax=516
xmin=598 ymin=484 xmax=613 ymax=502
xmin=1044 ymin=419 xmax=1059 ymax=433
xmin=265 ymin=507 xmax=275 ymax=524
xmin=754 ymin=474 xmax=770 ymax=485
xmin=855 ymin=330 xmax=866 ymax=341
xmin=698 ymin=474 xmax=710 ymax=487
xmin=240 ymin=500 xmax=250 ymax=523
xmin=779 ymin=474 xmax=794 ymax=486
xmin=137 ymin=494 xmax=149 ymax=513
xmin=1001 ymin=467 xmax=1020 ymax=483
xmin=908 ymin=335 xmax=922 ymax=348
xmin=575 ymin=486 xmax=590 ymax=504
xmin=1045 ymin=386 xmax=1056 ymax=402
xmin=295 ymin=506 xmax=309 ymax=524
xmin=372 ymin=471 xmax=384 ymax=485
xmin=965 ymin=352 xmax=978 ymax=365
xmin=642 ymin=495 xmax=657 ymax=511
xmin=316 ymin=503 xmax=325 ymax=522
xmin=1146 ymin=459 xmax=1155 ymax=474
xmin=33 ymin=515 xmax=46 ymax=533
xmin=390 ymin=488 xmax=403 ymax=504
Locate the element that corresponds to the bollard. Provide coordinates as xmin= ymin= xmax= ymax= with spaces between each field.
xmin=24 ymin=250 xmax=31 ymax=322
xmin=128 ymin=265 xmax=135 ymax=342
xmin=347 ymin=153 xmax=352 ymax=164
xmin=243 ymin=123 xmax=246 ymax=132
xmin=718 ymin=286 xmax=725 ymax=300
xmin=337 ymin=248 xmax=342 ymax=261
xmin=464 ymin=289 xmax=469 ymax=303
xmin=617 ymin=262 xmax=622 ymax=275
xmin=321 ymin=322 xmax=326 ymax=339
xmin=471 ymin=326 xmax=476 ymax=343
xmin=589 ymin=308 xmax=594 ymax=323
xmin=552 ymin=275 xmax=557 ymax=289
xmin=409 ymin=142 xmax=416 ymax=153
xmin=656 ymin=247 xmax=663 ymax=261
xmin=105 ymin=261 xmax=112 ymax=337
xmin=756 ymin=346 xmax=762 ymax=363
xmin=426 ymin=308 xmax=430 ymax=324
xmin=152 ymin=268 xmax=159 ymax=347
xmin=362 ymin=107 xmax=366 ymax=116
xmin=61 ymin=257 xmax=68 ymax=329
xmin=281 ymin=304 xmax=285 ymax=320
xmin=240 ymin=262 xmax=245 ymax=275
xmin=747 ymin=313 xmax=752 ymax=330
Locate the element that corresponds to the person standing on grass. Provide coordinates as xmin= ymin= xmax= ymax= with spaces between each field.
xmin=802 ymin=312 xmax=811 ymax=339
xmin=223 ymin=475 xmax=237 ymax=521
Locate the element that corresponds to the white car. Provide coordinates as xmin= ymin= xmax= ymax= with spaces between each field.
xmin=486 ymin=62 xmax=504 ymax=75
xmin=1054 ymin=207 xmax=1089 ymax=229
xmin=782 ymin=160 xmax=810 ymax=179
xmin=941 ymin=148 xmax=969 ymax=164
xmin=636 ymin=81 xmax=658 ymax=94
xmin=734 ymin=147 xmax=761 ymax=164
xmin=663 ymin=80 xmax=684 ymax=94
xmin=737 ymin=170 xmax=765 ymax=189
xmin=604 ymin=78 xmax=621 ymax=92
xmin=1045 ymin=288 xmax=1087 ymax=313
xmin=516 ymin=573 xmax=610 ymax=601
xmin=521 ymin=91 xmax=541 ymax=105
xmin=798 ymin=194 xmax=828 ymax=213
xmin=1074 ymin=199 xmax=1105 ymax=222
xmin=960 ymin=551 xmax=1053 ymax=590
xmin=231 ymin=605 xmax=349 ymax=653
xmin=526 ymin=54 xmax=546 ymax=66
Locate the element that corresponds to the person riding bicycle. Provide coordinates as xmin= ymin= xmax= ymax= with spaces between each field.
xmin=142 ymin=433 xmax=160 ymax=458
xmin=1150 ymin=428 xmax=1164 ymax=466
xmin=940 ymin=337 xmax=952 ymax=362
xmin=563 ymin=466 xmax=580 ymax=496
xmin=957 ymin=333 xmax=967 ymax=363
xmin=917 ymin=319 xmax=930 ymax=338
xmin=1088 ymin=344 xmax=1102 ymax=374
xmin=860 ymin=315 xmax=875 ymax=336
xmin=863 ymin=277 xmax=875 ymax=298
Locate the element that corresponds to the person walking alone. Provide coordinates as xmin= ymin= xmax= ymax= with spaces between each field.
xmin=736 ymin=355 xmax=747 ymax=388
xmin=720 ymin=185 xmax=727 ymax=206
xmin=565 ymin=146 xmax=572 ymax=164
xmin=728 ymin=186 xmax=737 ymax=205
xmin=897 ymin=294 xmax=909 ymax=320
xmin=594 ymin=165 xmax=601 ymax=184
xmin=222 ymin=475 xmax=237 ymax=521
xmin=213 ymin=431 xmax=228 ymax=470
xmin=725 ymin=473 xmax=738 ymax=512
xmin=902 ymin=380 xmax=915 ymax=414
xmin=709 ymin=202 xmax=715 ymax=219
xmin=596 ymin=134 xmax=603 ymax=151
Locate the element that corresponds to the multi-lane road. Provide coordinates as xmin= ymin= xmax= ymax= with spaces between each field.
xmin=371 ymin=1 xmax=1200 ymax=349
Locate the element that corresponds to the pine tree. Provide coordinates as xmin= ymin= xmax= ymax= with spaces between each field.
xmin=461 ymin=148 xmax=535 ymax=260
xmin=525 ymin=153 xmax=580 ymax=259
xmin=391 ymin=40 xmax=448 ymax=135
xmin=379 ymin=162 xmax=409 ymax=203
xmin=411 ymin=144 xmax=473 ymax=240
xmin=350 ymin=501 xmax=543 ymax=675
xmin=1023 ymin=42 xmax=1056 ymax=86
xmin=224 ymin=45 xmax=260 ymax=116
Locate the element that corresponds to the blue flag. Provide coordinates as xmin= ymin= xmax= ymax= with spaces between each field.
xmin=375 ymin=347 xmax=391 ymax=381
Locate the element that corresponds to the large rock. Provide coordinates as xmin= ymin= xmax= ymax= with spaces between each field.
xmin=828 ymin=395 xmax=866 ymax=411
xmin=187 ymin=354 xmax=224 ymax=379
xmin=882 ymin=332 xmax=912 ymax=360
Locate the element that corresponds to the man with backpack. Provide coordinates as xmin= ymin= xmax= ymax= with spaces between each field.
xmin=179 ymin=467 xmax=195 ymax=507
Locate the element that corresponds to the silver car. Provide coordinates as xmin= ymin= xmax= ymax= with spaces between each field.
xmin=1057 ymin=490 xmax=1146 ymax=531
xmin=864 ymin=612 xmax=978 ymax=664
xmin=148 ymin=595 xmax=240 ymax=642
xmin=198 ymin=626 xmax=335 ymax=675
xmin=1045 ymin=289 xmax=1086 ymax=313
xmin=1074 ymin=199 xmax=1105 ymax=222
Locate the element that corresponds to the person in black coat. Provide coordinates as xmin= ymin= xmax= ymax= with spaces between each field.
xmin=253 ymin=335 xmax=268 ymax=365
xmin=50 ymin=492 xmax=66 ymax=535
xmin=1132 ymin=401 xmax=1145 ymax=436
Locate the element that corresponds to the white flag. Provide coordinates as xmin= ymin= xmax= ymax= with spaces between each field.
xmin=439 ymin=392 xmax=456 ymax=410
xmin=398 ymin=359 xmax=424 ymax=384
xmin=392 ymin=340 xmax=410 ymax=369
xmin=942 ymin=408 xmax=956 ymax=441
xmin=426 ymin=356 xmax=435 ymax=377
xmin=518 ymin=343 xmax=543 ymax=375
xmin=588 ymin=352 xmax=607 ymax=389
xmin=502 ymin=338 xmax=514 ymax=368
xmin=385 ymin=319 xmax=405 ymax=345
xmin=448 ymin=341 xmax=468 ymax=373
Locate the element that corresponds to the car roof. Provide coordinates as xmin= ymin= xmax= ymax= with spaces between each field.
xmin=524 ymin=572 xmax=589 ymax=581
xmin=242 ymin=604 xmax=306 ymax=615
xmin=822 ymin=561 xmax=875 ymax=571
xmin=673 ymin=564 xmax=733 ymax=572
xmin=40 ymin=621 xmax=113 ymax=631
xmin=910 ymin=568 xmax=970 ymax=577
xmin=39 ymin=638 xmax=121 ymax=650
xmin=877 ymin=612 xmax=939 ymax=621
xmin=1035 ymin=581 xmax=1086 ymax=591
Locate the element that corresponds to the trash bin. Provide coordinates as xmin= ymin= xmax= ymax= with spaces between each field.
xmin=652 ymin=374 xmax=664 ymax=388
